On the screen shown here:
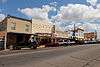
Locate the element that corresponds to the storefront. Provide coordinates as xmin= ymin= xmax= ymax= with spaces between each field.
xmin=7 ymin=32 xmax=31 ymax=49
xmin=35 ymin=33 xmax=52 ymax=46
xmin=0 ymin=15 xmax=32 ymax=49
xmin=0 ymin=32 xmax=5 ymax=50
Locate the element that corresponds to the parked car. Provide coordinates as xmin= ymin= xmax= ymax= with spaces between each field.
xmin=84 ymin=40 xmax=97 ymax=44
xmin=46 ymin=42 xmax=59 ymax=47
xmin=67 ymin=41 xmax=76 ymax=45
xmin=57 ymin=39 xmax=70 ymax=46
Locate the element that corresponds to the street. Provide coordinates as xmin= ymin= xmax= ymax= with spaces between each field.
xmin=0 ymin=44 xmax=100 ymax=67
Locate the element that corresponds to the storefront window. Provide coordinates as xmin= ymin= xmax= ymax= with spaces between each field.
xmin=11 ymin=22 xmax=16 ymax=30
xmin=25 ymin=24 xmax=29 ymax=32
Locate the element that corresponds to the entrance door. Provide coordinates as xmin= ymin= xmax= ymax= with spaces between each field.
xmin=16 ymin=35 xmax=24 ymax=43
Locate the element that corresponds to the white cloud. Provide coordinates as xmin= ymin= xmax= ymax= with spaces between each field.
xmin=18 ymin=5 xmax=56 ymax=21
xmin=18 ymin=2 xmax=100 ymax=32
xmin=57 ymin=4 xmax=100 ymax=21
xmin=97 ymin=4 xmax=100 ymax=8
xmin=18 ymin=8 xmax=33 ymax=17
xmin=87 ymin=0 xmax=97 ymax=6
xmin=83 ymin=22 xmax=97 ymax=31
xmin=59 ymin=4 xmax=87 ymax=20
xmin=0 ymin=14 xmax=5 ymax=22
xmin=50 ymin=2 xmax=57 ymax=7
xmin=51 ymin=3 xmax=100 ymax=31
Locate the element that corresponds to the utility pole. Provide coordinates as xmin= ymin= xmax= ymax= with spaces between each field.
xmin=95 ymin=30 xmax=97 ymax=41
xmin=4 ymin=32 xmax=7 ymax=50
xmin=51 ymin=23 xmax=56 ymax=44
xmin=4 ymin=17 xmax=7 ymax=50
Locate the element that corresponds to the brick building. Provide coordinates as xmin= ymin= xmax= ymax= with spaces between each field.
xmin=84 ymin=32 xmax=96 ymax=41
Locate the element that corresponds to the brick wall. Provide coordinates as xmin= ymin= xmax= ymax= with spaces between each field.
xmin=84 ymin=32 xmax=96 ymax=41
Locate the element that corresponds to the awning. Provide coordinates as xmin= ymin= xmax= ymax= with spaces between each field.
xmin=7 ymin=32 xmax=33 ymax=35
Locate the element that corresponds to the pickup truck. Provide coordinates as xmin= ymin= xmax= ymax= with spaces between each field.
xmin=57 ymin=40 xmax=76 ymax=46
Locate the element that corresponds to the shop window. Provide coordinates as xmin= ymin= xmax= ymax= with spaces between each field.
xmin=25 ymin=24 xmax=29 ymax=32
xmin=11 ymin=22 xmax=16 ymax=30
xmin=0 ymin=22 xmax=6 ymax=31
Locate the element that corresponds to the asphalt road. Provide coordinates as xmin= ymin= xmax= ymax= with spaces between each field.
xmin=0 ymin=44 xmax=100 ymax=67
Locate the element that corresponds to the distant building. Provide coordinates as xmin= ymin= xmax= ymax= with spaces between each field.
xmin=84 ymin=32 xmax=96 ymax=41
xmin=75 ymin=28 xmax=84 ymax=40
xmin=55 ymin=30 xmax=68 ymax=42
xmin=68 ymin=28 xmax=84 ymax=40
xmin=55 ymin=31 xmax=68 ymax=39
xmin=0 ymin=15 xmax=32 ymax=49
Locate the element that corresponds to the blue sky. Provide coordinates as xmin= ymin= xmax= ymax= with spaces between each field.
xmin=0 ymin=0 xmax=100 ymax=32
xmin=0 ymin=0 xmax=87 ymax=19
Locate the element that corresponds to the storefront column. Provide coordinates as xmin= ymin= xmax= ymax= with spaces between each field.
xmin=4 ymin=32 xmax=7 ymax=50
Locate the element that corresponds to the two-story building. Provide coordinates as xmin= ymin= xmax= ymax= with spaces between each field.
xmin=32 ymin=19 xmax=53 ymax=46
xmin=75 ymin=28 xmax=84 ymax=40
xmin=68 ymin=28 xmax=84 ymax=40
xmin=0 ymin=15 xmax=32 ymax=49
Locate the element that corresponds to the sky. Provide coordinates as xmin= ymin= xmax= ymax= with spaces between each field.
xmin=0 ymin=0 xmax=100 ymax=33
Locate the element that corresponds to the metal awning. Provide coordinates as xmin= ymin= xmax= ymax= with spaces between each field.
xmin=7 ymin=32 xmax=33 ymax=35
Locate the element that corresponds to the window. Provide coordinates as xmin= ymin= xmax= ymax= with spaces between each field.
xmin=0 ymin=22 xmax=6 ymax=31
xmin=25 ymin=24 xmax=29 ymax=32
xmin=11 ymin=22 xmax=16 ymax=30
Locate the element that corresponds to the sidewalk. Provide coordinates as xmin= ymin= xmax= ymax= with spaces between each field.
xmin=0 ymin=44 xmax=99 ymax=57
xmin=0 ymin=47 xmax=63 ymax=56
xmin=0 ymin=48 xmax=46 ymax=56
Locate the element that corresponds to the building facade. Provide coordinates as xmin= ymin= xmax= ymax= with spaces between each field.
xmin=75 ymin=28 xmax=84 ymax=40
xmin=55 ymin=31 xmax=68 ymax=39
xmin=84 ymin=32 xmax=96 ymax=41
xmin=7 ymin=16 xmax=32 ymax=34
xmin=0 ymin=15 xmax=32 ymax=49
xmin=68 ymin=28 xmax=84 ymax=40
xmin=32 ymin=19 xmax=53 ymax=45
xmin=54 ymin=30 xmax=68 ymax=43
xmin=32 ymin=19 xmax=53 ymax=34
